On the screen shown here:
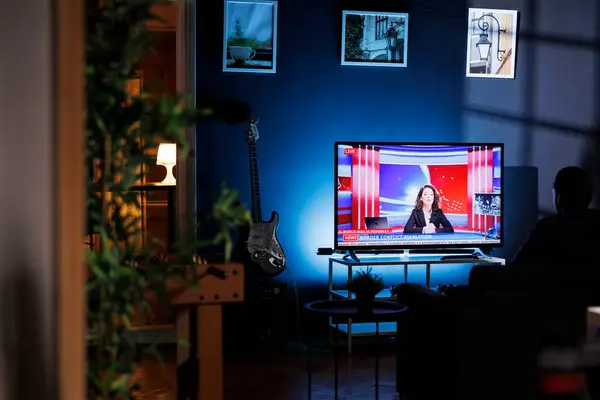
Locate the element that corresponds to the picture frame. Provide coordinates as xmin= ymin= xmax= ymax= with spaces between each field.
xmin=341 ymin=10 xmax=409 ymax=68
xmin=223 ymin=0 xmax=278 ymax=74
xmin=465 ymin=8 xmax=518 ymax=79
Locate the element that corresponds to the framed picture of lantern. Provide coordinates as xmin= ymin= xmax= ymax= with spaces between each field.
xmin=341 ymin=10 xmax=409 ymax=67
xmin=466 ymin=8 xmax=518 ymax=79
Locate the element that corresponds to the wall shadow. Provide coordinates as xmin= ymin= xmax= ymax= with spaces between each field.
xmin=462 ymin=0 xmax=600 ymax=216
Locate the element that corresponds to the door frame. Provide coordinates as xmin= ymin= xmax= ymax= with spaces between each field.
xmin=174 ymin=0 xmax=198 ymax=381
xmin=176 ymin=0 xmax=197 ymax=238
xmin=55 ymin=0 xmax=85 ymax=399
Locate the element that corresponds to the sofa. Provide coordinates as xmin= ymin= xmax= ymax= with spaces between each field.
xmin=395 ymin=265 xmax=600 ymax=400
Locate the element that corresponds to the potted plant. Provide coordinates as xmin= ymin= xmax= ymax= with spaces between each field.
xmin=347 ymin=267 xmax=384 ymax=314
xmin=85 ymin=1 xmax=250 ymax=398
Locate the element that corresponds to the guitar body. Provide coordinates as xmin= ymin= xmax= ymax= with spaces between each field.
xmin=243 ymin=116 xmax=286 ymax=277
xmin=247 ymin=211 xmax=286 ymax=276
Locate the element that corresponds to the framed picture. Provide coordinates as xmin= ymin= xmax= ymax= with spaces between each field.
xmin=341 ymin=10 xmax=409 ymax=67
xmin=223 ymin=0 xmax=278 ymax=73
xmin=466 ymin=8 xmax=518 ymax=79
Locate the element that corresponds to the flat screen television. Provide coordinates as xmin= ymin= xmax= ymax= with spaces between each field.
xmin=334 ymin=142 xmax=504 ymax=250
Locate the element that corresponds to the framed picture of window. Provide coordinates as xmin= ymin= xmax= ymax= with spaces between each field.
xmin=223 ymin=0 xmax=278 ymax=73
xmin=341 ymin=10 xmax=409 ymax=67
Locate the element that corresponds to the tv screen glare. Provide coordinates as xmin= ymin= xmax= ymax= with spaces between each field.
xmin=335 ymin=143 xmax=504 ymax=249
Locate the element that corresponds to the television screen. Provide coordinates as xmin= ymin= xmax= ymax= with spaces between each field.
xmin=335 ymin=143 xmax=504 ymax=249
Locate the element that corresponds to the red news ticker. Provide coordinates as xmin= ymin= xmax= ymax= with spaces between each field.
xmin=339 ymin=229 xmax=392 ymax=234
xmin=341 ymin=230 xmax=392 ymax=241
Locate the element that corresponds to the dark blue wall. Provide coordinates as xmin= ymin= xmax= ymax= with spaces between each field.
xmin=196 ymin=0 xmax=467 ymax=286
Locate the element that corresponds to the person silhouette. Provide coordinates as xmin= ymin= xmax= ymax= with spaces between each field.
xmin=396 ymin=166 xmax=600 ymax=400
xmin=512 ymin=166 xmax=600 ymax=266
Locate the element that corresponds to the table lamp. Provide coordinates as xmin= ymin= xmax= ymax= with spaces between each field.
xmin=156 ymin=143 xmax=177 ymax=185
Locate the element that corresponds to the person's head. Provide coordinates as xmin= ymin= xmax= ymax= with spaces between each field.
xmin=553 ymin=166 xmax=593 ymax=213
xmin=415 ymin=184 xmax=440 ymax=211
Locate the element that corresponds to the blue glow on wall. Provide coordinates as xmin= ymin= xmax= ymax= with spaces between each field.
xmin=196 ymin=0 xmax=468 ymax=286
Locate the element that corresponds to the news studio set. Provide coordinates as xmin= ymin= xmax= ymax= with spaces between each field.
xmin=335 ymin=143 xmax=502 ymax=251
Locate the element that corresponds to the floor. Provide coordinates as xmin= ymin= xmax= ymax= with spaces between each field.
xmin=134 ymin=341 xmax=400 ymax=400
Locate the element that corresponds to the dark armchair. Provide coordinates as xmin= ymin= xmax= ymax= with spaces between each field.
xmin=395 ymin=265 xmax=600 ymax=400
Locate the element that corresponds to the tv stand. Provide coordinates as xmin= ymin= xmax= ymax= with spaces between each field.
xmin=328 ymin=252 xmax=506 ymax=354
xmin=342 ymin=248 xmax=482 ymax=261
xmin=343 ymin=250 xmax=360 ymax=262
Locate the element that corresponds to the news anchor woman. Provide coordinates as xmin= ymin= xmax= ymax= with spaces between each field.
xmin=403 ymin=184 xmax=454 ymax=234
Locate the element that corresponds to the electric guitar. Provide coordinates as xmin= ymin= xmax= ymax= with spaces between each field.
xmin=244 ymin=116 xmax=286 ymax=276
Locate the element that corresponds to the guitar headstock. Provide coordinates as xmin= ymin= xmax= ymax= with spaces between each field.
xmin=244 ymin=115 xmax=260 ymax=145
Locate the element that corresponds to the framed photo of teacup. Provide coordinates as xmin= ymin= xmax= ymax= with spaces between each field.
xmin=223 ymin=0 xmax=278 ymax=73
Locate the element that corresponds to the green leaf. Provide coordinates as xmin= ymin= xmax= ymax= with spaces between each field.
xmin=109 ymin=374 xmax=131 ymax=391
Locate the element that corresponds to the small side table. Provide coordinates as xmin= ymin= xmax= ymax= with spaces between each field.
xmin=304 ymin=299 xmax=408 ymax=400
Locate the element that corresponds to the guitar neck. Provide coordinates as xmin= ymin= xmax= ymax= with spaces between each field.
xmin=248 ymin=144 xmax=262 ymax=223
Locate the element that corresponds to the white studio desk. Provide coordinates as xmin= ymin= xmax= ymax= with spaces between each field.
xmin=328 ymin=253 xmax=506 ymax=353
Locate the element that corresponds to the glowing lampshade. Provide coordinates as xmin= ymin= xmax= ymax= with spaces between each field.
xmin=156 ymin=143 xmax=177 ymax=185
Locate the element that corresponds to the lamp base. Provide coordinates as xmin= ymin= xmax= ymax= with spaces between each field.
xmin=159 ymin=164 xmax=176 ymax=186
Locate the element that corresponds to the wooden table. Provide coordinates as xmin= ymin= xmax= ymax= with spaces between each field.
xmin=126 ymin=263 xmax=245 ymax=400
